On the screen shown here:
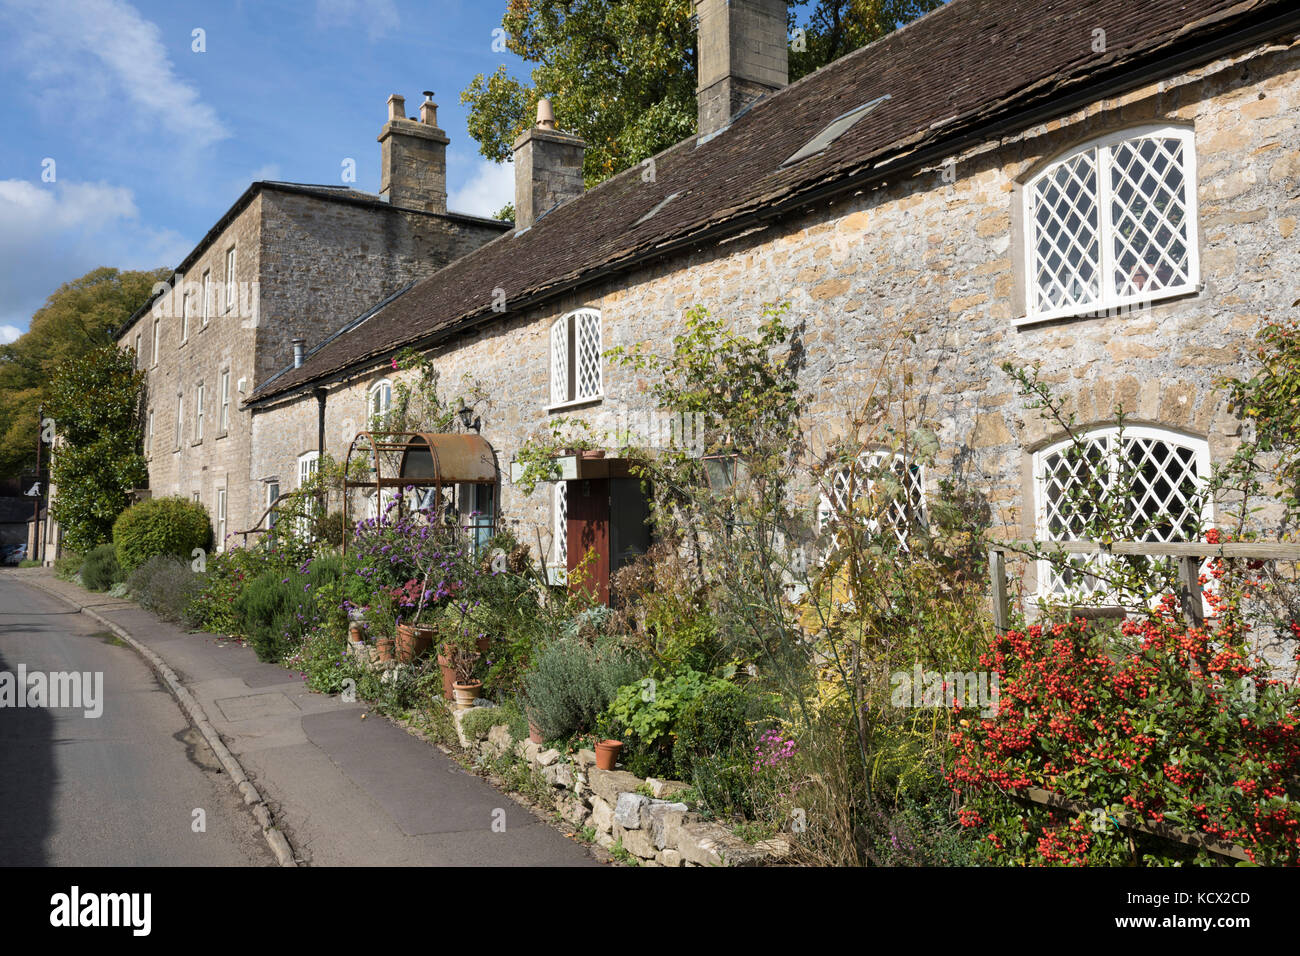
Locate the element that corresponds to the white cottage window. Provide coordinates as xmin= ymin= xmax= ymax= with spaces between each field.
xmin=818 ymin=451 xmax=926 ymax=552
xmin=1033 ymin=426 xmax=1211 ymax=600
xmin=549 ymin=308 xmax=602 ymax=408
xmin=1023 ymin=126 xmax=1199 ymax=323
xmin=368 ymin=379 xmax=393 ymax=421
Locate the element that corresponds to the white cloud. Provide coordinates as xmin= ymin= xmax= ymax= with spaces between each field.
xmin=0 ymin=178 xmax=191 ymax=330
xmin=315 ymin=0 xmax=399 ymax=40
xmin=447 ymin=159 xmax=514 ymax=219
xmin=0 ymin=0 xmax=228 ymax=148
xmin=0 ymin=325 xmax=21 ymax=344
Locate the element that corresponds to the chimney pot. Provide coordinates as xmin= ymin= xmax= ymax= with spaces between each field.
xmin=420 ymin=91 xmax=439 ymax=126
xmin=292 ymin=337 xmax=305 ymax=369
xmin=537 ymin=98 xmax=556 ymax=130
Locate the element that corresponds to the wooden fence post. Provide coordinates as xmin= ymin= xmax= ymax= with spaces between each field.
xmin=989 ymin=547 xmax=1010 ymax=633
xmin=1178 ymin=555 xmax=1204 ymax=628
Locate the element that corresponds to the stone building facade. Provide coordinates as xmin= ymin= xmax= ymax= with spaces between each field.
xmin=99 ymin=97 xmax=510 ymax=551
xmin=247 ymin=0 xmax=1300 ymax=609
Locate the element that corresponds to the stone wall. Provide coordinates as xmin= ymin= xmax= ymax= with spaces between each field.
xmin=249 ymin=36 xmax=1300 ymax=591
xmin=455 ymin=708 xmax=789 ymax=866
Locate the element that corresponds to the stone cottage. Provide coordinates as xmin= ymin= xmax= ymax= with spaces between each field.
xmin=96 ymin=94 xmax=509 ymax=551
xmin=243 ymin=0 xmax=1300 ymax=604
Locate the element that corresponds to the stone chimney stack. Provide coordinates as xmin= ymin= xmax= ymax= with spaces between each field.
xmin=694 ymin=0 xmax=789 ymax=138
xmin=378 ymin=91 xmax=450 ymax=213
xmin=512 ymin=98 xmax=586 ymax=231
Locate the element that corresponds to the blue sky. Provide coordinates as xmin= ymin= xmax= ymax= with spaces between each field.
xmin=0 ymin=0 xmax=531 ymax=340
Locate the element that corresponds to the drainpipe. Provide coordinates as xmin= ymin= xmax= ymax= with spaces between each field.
xmin=315 ymin=387 xmax=328 ymax=528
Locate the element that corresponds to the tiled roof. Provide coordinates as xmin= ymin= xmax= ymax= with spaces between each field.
xmin=252 ymin=0 xmax=1296 ymax=403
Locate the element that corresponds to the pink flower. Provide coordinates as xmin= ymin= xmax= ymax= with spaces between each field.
xmin=390 ymin=357 xmax=398 ymax=369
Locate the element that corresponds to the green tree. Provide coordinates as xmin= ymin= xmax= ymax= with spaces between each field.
xmin=461 ymin=0 xmax=943 ymax=186
xmin=47 ymin=345 xmax=149 ymax=554
xmin=0 ymin=267 xmax=169 ymax=479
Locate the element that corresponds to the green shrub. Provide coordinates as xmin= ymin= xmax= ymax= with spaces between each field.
xmin=233 ymin=569 xmax=296 ymax=661
xmin=460 ymin=700 xmax=525 ymax=743
xmin=113 ymin=496 xmax=213 ymax=575
xmin=186 ymin=543 xmax=295 ymax=634
xmin=127 ymin=555 xmax=204 ymax=623
xmin=600 ymin=669 xmax=732 ymax=778
xmin=674 ymin=681 xmax=759 ymax=817
xmin=18 ymin=559 xmax=41 ymax=568
xmin=81 ymin=543 xmax=121 ymax=591
xmin=53 ymin=551 xmax=84 ymax=581
xmin=522 ymin=638 xmax=645 ymax=742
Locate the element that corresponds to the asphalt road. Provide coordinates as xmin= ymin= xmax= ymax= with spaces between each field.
xmin=0 ymin=574 xmax=273 ymax=866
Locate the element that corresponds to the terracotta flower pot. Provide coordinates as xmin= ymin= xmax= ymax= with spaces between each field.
xmin=373 ymin=636 xmax=396 ymax=663
xmin=528 ymin=721 xmax=544 ymax=745
xmin=595 ymin=739 xmax=623 ymax=771
xmin=437 ymin=653 xmax=457 ymax=701
xmin=452 ymin=680 xmax=482 ymax=711
xmin=395 ymin=624 xmax=434 ymax=663
xmin=347 ymin=622 xmax=364 ymax=645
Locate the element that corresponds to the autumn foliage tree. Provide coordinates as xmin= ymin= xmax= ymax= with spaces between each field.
xmin=0 ymin=266 xmax=168 ymax=479
xmin=47 ymin=345 xmax=148 ymax=554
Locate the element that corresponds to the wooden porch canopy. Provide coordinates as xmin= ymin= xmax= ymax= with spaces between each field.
xmin=342 ymin=431 xmax=498 ymax=550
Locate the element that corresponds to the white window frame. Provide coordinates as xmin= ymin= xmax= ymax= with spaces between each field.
xmin=298 ymin=451 xmax=319 ymax=488
xmin=1032 ymin=425 xmax=1212 ymax=601
xmin=216 ymin=488 xmax=227 ymax=552
xmin=224 ymin=246 xmax=237 ymax=312
xmin=368 ymin=379 xmax=393 ymax=421
xmin=175 ymin=395 xmax=183 ymax=449
xmin=219 ymin=370 xmax=231 ymax=434
xmin=146 ymin=409 xmax=154 ymax=456
xmin=1020 ymin=125 xmax=1200 ymax=326
xmin=201 ymin=270 xmax=211 ymax=327
xmin=194 ymin=382 xmax=205 ymax=442
xmin=552 ymin=481 xmax=569 ymax=582
xmin=817 ymin=450 xmax=927 ymax=552
xmin=266 ymin=482 xmax=280 ymax=530
xmin=134 ymin=332 xmax=142 ymax=368
xmin=548 ymin=308 xmax=602 ymax=410
xmin=181 ymin=290 xmax=191 ymax=343
xmin=152 ymin=318 xmax=161 ymax=367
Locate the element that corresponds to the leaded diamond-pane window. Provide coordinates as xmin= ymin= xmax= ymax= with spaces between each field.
xmin=1025 ymin=127 xmax=1198 ymax=322
xmin=554 ymin=481 xmax=568 ymax=567
xmin=549 ymin=309 xmax=602 ymax=407
xmin=1034 ymin=427 xmax=1211 ymax=600
xmin=818 ymin=451 xmax=926 ymax=552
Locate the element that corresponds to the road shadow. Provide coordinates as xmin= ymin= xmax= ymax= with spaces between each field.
xmin=0 ymin=643 xmax=55 ymax=865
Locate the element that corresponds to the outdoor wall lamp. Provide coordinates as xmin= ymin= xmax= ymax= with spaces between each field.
xmin=457 ymin=404 xmax=481 ymax=433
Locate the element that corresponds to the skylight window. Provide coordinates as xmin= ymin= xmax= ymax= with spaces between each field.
xmin=782 ymin=94 xmax=891 ymax=167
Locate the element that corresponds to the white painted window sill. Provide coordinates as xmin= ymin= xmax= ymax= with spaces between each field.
xmin=546 ymin=395 xmax=604 ymax=414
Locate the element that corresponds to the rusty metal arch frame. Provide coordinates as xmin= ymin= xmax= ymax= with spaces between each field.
xmin=341 ymin=430 xmax=499 ymax=554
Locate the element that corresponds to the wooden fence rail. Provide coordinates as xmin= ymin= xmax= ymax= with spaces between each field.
xmin=987 ymin=539 xmax=1300 ymax=631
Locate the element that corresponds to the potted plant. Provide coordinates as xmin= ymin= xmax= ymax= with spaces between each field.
xmin=366 ymin=592 xmax=398 ymax=663
xmin=392 ymin=572 xmax=437 ymax=663
xmin=441 ymin=600 xmax=485 ymax=710
xmin=595 ymin=739 xmax=623 ymax=770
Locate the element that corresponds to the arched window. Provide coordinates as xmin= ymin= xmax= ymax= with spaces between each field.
xmin=817 ymin=451 xmax=926 ymax=551
xmin=549 ymin=308 xmax=602 ymax=407
xmin=1033 ymin=425 xmax=1211 ymax=598
xmin=368 ymin=379 xmax=393 ymax=421
xmin=1023 ymin=126 xmax=1199 ymax=322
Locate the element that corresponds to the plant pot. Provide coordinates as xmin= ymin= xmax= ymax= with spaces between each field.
xmin=395 ymin=624 xmax=434 ymax=663
xmin=373 ymin=636 xmax=396 ymax=663
xmin=347 ymin=622 xmax=365 ymax=645
xmin=452 ymin=680 xmax=482 ymax=711
xmin=595 ymin=739 xmax=623 ymax=771
xmin=528 ymin=721 xmax=544 ymax=745
xmin=437 ymin=653 xmax=456 ymax=701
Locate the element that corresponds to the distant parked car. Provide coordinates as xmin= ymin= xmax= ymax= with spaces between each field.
xmin=1 ymin=543 xmax=28 ymax=565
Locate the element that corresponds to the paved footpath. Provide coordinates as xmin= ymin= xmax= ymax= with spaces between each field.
xmin=6 ymin=568 xmax=597 ymax=867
